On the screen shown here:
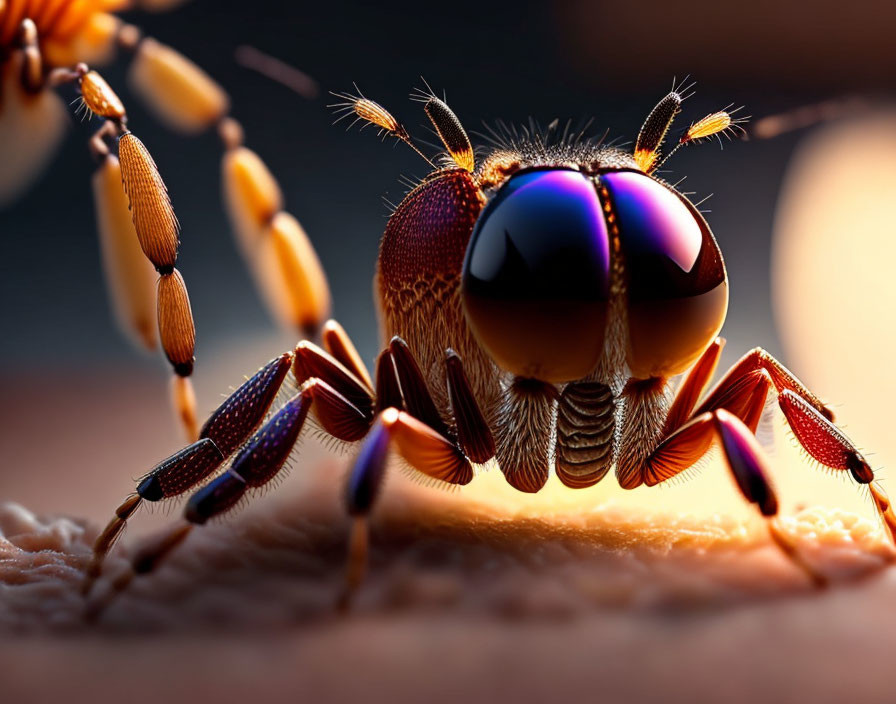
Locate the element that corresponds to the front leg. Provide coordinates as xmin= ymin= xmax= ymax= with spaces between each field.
xmin=619 ymin=344 xmax=896 ymax=584
xmin=641 ymin=406 xmax=828 ymax=586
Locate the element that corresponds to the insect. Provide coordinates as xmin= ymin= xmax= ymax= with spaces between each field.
xmin=82 ymin=79 xmax=896 ymax=616
xmin=0 ymin=1 xmax=329 ymax=440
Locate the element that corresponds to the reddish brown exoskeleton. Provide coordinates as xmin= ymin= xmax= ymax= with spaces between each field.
xmin=84 ymin=80 xmax=895 ymax=616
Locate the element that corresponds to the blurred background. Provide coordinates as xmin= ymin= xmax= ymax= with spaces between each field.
xmin=1 ymin=0 xmax=895 ymax=525
xmin=5 ymin=3 xmax=896 ymax=703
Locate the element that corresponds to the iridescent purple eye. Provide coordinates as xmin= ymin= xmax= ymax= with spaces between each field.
xmin=461 ymin=169 xmax=610 ymax=383
xmin=600 ymin=170 xmax=728 ymax=378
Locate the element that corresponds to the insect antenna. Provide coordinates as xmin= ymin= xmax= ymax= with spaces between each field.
xmin=329 ymin=85 xmax=435 ymax=167
xmin=634 ymin=89 xmax=684 ymax=173
xmin=411 ymin=81 xmax=475 ymax=172
xmin=656 ymin=105 xmax=751 ymax=170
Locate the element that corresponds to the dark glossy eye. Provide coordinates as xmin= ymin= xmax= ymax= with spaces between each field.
xmin=600 ymin=171 xmax=727 ymax=378
xmin=461 ymin=169 xmax=610 ymax=383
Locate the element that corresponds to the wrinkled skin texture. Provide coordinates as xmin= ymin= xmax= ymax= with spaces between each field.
xmin=1 ymin=301 xmax=895 ymax=704
xmin=1 ymin=443 xmax=894 ymax=704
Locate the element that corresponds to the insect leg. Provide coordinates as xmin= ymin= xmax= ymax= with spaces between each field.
xmin=18 ymin=18 xmax=42 ymax=91
xmin=664 ymin=337 xmax=725 ymax=433
xmin=116 ymin=28 xmax=331 ymax=335
xmin=87 ymin=371 xmax=390 ymax=618
xmin=374 ymin=349 xmax=404 ymax=414
xmin=322 ymin=320 xmax=374 ymax=393
xmin=339 ymin=406 xmax=474 ymax=610
xmin=647 ymin=409 xmax=827 ymax=587
xmin=0 ymin=22 xmax=68 ymax=207
xmin=645 ymin=370 xmax=773 ymax=487
xmin=293 ymin=340 xmax=375 ymax=418
xmin=386 ymin=340 xmax=488 ymax=477
xmin=696 ymin=347 xmax=835 ymax=421
xmin=691 ymin=348 xmax=892 ymax=541
xmin=85 ymin=387 xmax=317 ymax=620
xmin=83 ymin=353 xmax=293 ymax=593
xmin=445 ymin=349 xmax=496 ymax=464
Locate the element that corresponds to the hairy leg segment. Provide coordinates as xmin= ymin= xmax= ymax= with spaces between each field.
xmin=617 ymin=340 xmax=895 ymax=585
xmin=84 ymin=325 xmax=495 ymax=617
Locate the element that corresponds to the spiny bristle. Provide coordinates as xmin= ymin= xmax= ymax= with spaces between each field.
xmin=682 ymin=107 xmax=749 ymax=144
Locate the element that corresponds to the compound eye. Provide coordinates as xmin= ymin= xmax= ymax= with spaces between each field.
xmin=461 ymin=169 xmax=610 ymax=383
xmin=600 ymin=171 xmax=728 ymax=378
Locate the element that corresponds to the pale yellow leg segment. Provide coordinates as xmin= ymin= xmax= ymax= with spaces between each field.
xmin=0 ymin=53 xmax=68 ymax=207
xmin=92 ymin=154 xmax=159 ymax=350
xmin=262 ymin=212 xmax=331 ymax=334
xmin=42 ymin=10 xmax=120 ymax=67
xmin=221 ymin=143 xmax=283 ymax=256
xmin=171 ymin=374 xmax=199 ymax=442
xmin=128 ymin=37 xmax=229 ymax=133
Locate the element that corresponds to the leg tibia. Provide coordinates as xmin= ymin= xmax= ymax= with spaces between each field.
xmin=699 ymin=347 xmax=835 ymax=422
xmin=136 ymin=438 xmax=225 ymax=501
xmin=323 ymin=320 xmax=374 ymax=393
xmin=200 ymin=353 xmax=294 ymax=455
xmin=382 ymin=408 xmax=473 ymax=486
xmin=293 ymin=341 xmax=374 ymax=417
xmin=445 ymin=350 xmax=495 ymax=464
xmin=306 ymin=379 xmax=373 ymax=442
xmin=664 ymin=337 xmax=724 ymax=433
xmin=186 ymin=391 xmax=313 ymax=524
xmin=778 ymin=390 xmax=872 ymax=482
xmin=713 ymin=409 xmax=778 ymax=516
